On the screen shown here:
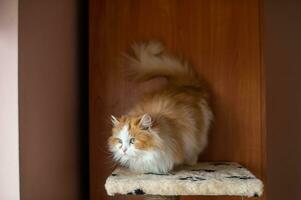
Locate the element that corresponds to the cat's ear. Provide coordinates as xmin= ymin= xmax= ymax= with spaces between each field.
xmin=139 ymin=114 xmax=152 ymax=129
xmin=111 ymin=115 xmax=119 ymax=127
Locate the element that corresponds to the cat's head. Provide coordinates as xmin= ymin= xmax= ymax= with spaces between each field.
xmin=108 ymin=114 xmax=159 ymax=166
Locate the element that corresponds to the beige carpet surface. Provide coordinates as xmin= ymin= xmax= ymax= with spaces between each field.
xmin=105 ymin=162 xmax=263 ymax=197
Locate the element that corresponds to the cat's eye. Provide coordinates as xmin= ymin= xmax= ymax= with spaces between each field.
xmin=129 ymin=138 xmax=135 ymax=144
xmin=117 ymin=138 xmax=122 ymax=144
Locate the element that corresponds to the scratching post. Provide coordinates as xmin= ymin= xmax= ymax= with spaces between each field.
xmin=105 ymin=162 xmax=263 ymax=198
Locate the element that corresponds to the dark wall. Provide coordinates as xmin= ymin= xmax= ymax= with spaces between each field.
xmin=264 ymin=1 xmax=301 ymax=200
xmin=19 ymin=1 xmax=88 ymax=200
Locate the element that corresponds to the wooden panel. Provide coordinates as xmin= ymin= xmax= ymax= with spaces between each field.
xmin=19 ymin=1 xmax=86 ymax=200
xmin=89 ymin=1 xmax=265 ymax=200
xmin=264 ymin=1 xmax=301 ymax=200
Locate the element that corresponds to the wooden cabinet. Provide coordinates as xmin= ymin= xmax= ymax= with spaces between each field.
xmin=89 ymin=1 xmax=266 ymax=199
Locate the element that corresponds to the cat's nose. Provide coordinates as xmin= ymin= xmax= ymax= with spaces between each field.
xmin=122 ymin=147 xmax=127 ymax=153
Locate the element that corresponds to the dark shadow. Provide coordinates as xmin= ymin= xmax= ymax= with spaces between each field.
xmin=77 ymin=0 xmax=89 ymax=199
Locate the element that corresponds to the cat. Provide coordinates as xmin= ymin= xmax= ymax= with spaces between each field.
xmin=108 ymin=41 xmax=213 ymax=173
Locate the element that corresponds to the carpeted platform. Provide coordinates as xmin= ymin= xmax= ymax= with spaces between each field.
xmin=105 ymin=162 xmax=263 ymax=197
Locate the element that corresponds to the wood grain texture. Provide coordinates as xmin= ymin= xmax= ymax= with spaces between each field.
xmin=89 ymin=1 xmax=266 ymax=200
xmin=145 ymin=196 xmax=179 ymax=200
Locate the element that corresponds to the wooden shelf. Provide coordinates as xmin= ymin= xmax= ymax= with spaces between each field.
xmin=90 ymin=1 xmax=266 ymax=199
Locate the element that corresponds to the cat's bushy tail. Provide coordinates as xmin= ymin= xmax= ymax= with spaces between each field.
xmin=125 ymin=41 xmax=202 ymax=88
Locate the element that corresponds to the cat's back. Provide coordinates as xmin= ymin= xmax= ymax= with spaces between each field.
xmin=130 ymin=86 xmax=206 ymax=119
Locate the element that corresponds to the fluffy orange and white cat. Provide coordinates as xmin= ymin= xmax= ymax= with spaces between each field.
xmin=108 ymin=41 xmax=213 ymax=173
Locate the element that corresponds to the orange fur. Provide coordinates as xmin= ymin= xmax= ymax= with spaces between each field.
xmin=111 ymin=116 xmax=156 ymax=150
xmin=108 ymin=41 xmax=213 ymax=173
